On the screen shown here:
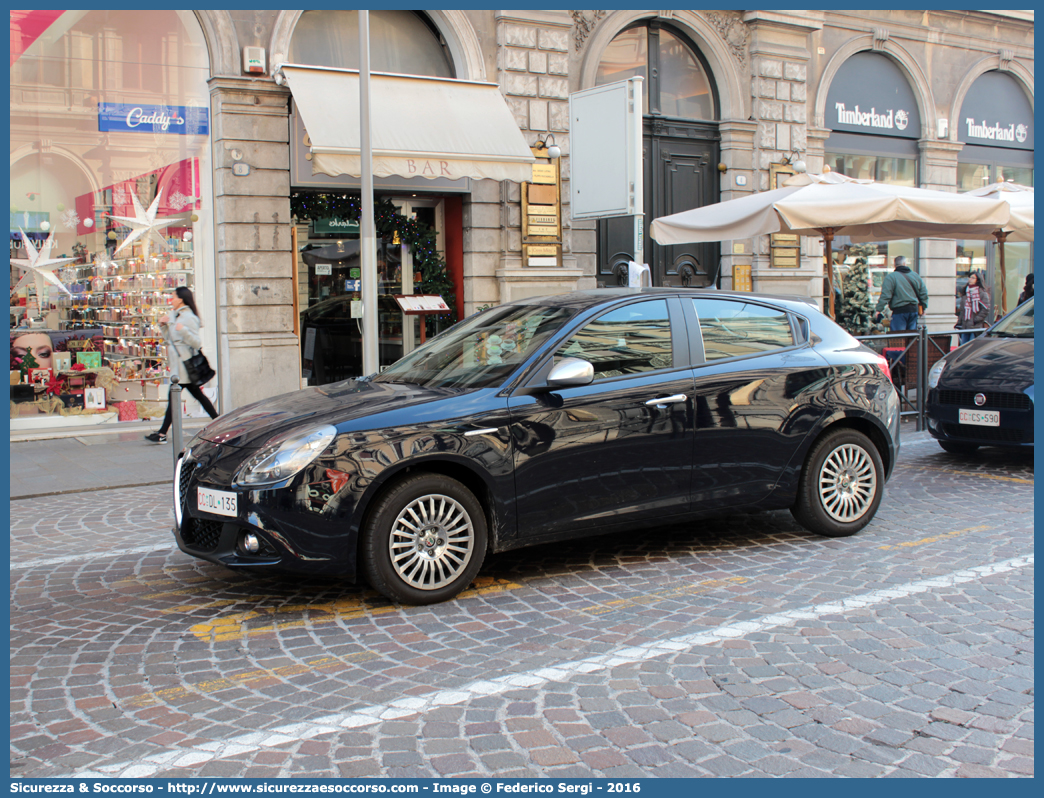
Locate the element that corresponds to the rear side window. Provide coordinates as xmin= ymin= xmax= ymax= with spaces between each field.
xmin=555 ymin=299 xmax=673 ymax=381
xmin=692 ymin=298 xmax=794 ymax=361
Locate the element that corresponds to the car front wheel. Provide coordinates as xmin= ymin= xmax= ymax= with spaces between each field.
xmin=362 ymin=473 xmax=487 ymax=605
xmin=792 ymin=428 xmax=884 ymax=538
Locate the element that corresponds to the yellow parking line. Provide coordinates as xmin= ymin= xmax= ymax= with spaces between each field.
xmin=120 ymin=651 xmax=379 ymax=709
xmin=897 ymin=464 xmax=1032 ymax=484
xmin=187 ymin=576 xmax=521 ymax=643
xmin=579 ymin=576 xmax=750 ymax=616
xmin=878 ymin=524 xmax=992 ymax=551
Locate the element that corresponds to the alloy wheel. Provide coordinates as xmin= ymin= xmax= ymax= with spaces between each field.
xmin=817 ymin=443 xmax=877 ymax=523
xmin=388 ymin=493 xmax=475 ymax=590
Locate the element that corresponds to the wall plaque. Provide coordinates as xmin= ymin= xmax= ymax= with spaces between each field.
xmin=769 ymin=164 xmax=800 ymax=268
xmin=522 ymin=146 xmax=563 ymax=267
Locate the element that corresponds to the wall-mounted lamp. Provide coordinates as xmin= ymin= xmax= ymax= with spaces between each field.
xmin=781 ymin=150 xmax=807 ymax=174
xmin=536 ymin=134 xmax=561 ymax=160
xmin=717 ymin=162 xmax=728 ymax=173
xmin=272 ymin=64 xmax=287 ymax=86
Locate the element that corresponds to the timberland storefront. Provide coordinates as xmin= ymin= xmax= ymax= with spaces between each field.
xmin=954 ymin=70 xmax=1034 ymax=317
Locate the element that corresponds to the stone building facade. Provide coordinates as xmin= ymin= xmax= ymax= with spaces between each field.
xmin=10 ymin=10 xmax=1033 ymax=427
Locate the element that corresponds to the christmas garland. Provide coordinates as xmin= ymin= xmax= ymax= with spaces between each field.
xmin=290 ymin=193 xmax=456 ymax=331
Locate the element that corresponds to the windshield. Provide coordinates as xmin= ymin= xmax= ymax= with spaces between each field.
xmin=990 ymin=297 xmax=1034 ymax=338
xmin=373 ymin=304 xmax=577 ymax=390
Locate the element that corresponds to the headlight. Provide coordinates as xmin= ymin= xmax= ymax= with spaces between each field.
xmin=234 ymin=425 xmax=337 ymax=487
xmin=928 ymin=358 xmax=947 ymax=389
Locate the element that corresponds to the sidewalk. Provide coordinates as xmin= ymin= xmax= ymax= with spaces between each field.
xmin=10 ymin=419 xmax=210 ymax=499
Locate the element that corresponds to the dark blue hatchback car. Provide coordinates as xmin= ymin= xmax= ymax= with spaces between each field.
xmin=176 ymin=288 xmax=900 ymax=604
xmin=926 ymin=296 xmax=1034 ymax=454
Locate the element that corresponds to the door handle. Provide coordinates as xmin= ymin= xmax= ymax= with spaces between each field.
xmin=463 ymin=427 xmax=501 ymax=437
xmin=645 ymin=394 xmax=687 ymax=408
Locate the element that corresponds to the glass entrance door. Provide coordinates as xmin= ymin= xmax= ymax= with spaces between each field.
xmin=297 ymin=195 xmax=444 ymax=385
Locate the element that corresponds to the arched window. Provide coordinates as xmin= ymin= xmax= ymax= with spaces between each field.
xmin=595 ymin=23 xmax=716 ymax=120
xmin=288 ymin=10 xmax=454 ymax=78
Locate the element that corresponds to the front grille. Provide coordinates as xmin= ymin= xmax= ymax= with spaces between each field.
xmin=941 ymin=423 xmax=1028 ymax=443
xmin=937 ymin=390 xmax=1031 ymax=410
xmin=178 ymin=457 xmax=194 ymax=510
xmin=182 ymin=517 xmax=224 ymax=551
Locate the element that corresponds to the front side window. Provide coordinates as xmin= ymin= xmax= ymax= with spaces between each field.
xmin=555 ymin=300 xmax=672 ymax=381
xmin=693 ymin=298 xmax=794 ymax=361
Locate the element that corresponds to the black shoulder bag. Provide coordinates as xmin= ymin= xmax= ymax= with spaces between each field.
xmin=171 ymin=320 xmax=216 ymax=385
xmin=184 ymin=348 xmax=216 ymax=385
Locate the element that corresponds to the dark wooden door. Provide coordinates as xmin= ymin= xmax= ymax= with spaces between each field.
xmin=598 ymin=120 xmax=719 ymax=288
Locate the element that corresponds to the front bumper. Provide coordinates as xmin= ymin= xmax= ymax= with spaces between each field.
xmin=926 ymin=388 xmax=1034 ymax=447
xmin=173 ymin=444 xmax=359 ymax=578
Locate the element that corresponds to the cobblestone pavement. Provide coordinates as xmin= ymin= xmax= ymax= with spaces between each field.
xmin=10 ymin=433 xmax=1033 ymax=779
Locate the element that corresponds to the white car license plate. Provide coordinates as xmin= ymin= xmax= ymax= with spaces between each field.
xmin=198 ymin=487 xmax=238 ymax=517
xmin=959 ymin=408 xmax=1000 ymax=427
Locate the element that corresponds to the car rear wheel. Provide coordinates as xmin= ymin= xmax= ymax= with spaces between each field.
xmin=362 ymin=473 xmax=487 ymax=605
xmin=938 ymin=440 xmax=980 ymax=455
xmin=792 ymin=428 xmax=884 ymax=538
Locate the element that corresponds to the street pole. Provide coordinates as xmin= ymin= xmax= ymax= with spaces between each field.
xmin=169 ymin=376 xmax=183 ymax=469
xmin=630 ymin=76 xmax=644 ymax=281
xmin=359 ymin=10 xmax=378 ymax=376
xmin=996 ymin=230 xmax=1009 ymax=316
xmin=821 ymin=227 xmax=836 ymax=320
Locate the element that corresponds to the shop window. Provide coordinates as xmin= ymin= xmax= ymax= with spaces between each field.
xmin=826 ymin=151 xmax=918 ymax=276
xmin=556 ymin=300 xmax=673 ymax=381
xmin=10 ymin=10 xmax=211 ymax=427
xmin=288 ymin=10 xmax=454 ymax=78
xmin=595 ymin=22 xmax=716 ymax=121
xmin=956 ymin=163 xmax=1034 ymax=316
xmin=958 ymin=162 xmax=1034 ymax=190
xmin=825 ymin=153 xmax=916 ymax=187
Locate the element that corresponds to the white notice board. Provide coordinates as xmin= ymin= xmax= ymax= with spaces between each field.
xmin=394 ymin=295 xmax=450 ymax=313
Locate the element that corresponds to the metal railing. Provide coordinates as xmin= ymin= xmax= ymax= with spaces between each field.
xmin=853 ymin=324 xmax=989 ymax=430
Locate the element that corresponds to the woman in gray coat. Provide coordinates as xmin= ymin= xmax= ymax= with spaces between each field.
xmin=145 ymin=286 xmax=218 ymax=443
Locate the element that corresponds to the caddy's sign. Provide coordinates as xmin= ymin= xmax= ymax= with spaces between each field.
xmin=98 ymin=103 xmax=209 ymax=136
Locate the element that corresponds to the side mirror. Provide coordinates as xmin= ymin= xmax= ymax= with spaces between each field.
xmin=547 ymin=357 xmax=594 ymax=388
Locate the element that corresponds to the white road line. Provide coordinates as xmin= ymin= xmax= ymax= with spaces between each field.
xmin=69 ymin=554 xmax=1034 ymax=779
xmin=11 ymin=545 xmax=175 ymax=571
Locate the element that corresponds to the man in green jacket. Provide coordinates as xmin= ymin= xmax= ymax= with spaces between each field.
xmin=874 ymin=256 xmax=928 ymax=331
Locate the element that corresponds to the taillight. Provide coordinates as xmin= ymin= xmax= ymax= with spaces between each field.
xmin=874 ymin=355 xmax=893 ymax=383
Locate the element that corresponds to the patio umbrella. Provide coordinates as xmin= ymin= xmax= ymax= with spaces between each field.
xmin=964 ymin=182 xmax=1034 ymax=314
xmin=650 ymin=171 xmax=1011 ymax=318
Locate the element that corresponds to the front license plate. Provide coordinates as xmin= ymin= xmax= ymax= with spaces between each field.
xmin=198 ymin=486 xmax=238 ymax=517
xmin=959 ymin=408 xmax=1000 ymax=427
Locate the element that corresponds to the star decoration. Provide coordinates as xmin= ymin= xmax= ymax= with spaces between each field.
xmin=108 ymin=188 xmax=185 ymax=259
xmin=10 ymin=229 xmax=76 ymax=302
xmin=89 ymin=251 xmax=117 ymax=279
